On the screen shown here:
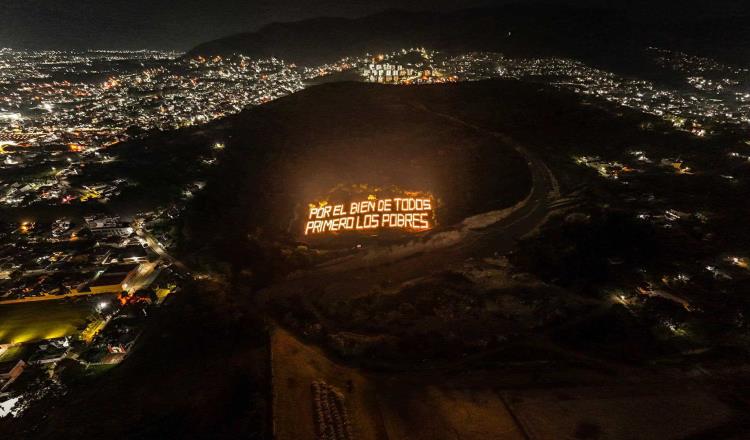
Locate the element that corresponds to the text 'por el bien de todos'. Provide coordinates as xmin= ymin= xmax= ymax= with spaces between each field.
xmin=305 ymin=197 xmax=434 ymax=235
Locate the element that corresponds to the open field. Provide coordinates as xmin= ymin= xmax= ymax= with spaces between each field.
xmin=272 ymin=327 xmax=747 ymax=440
xmin=271 ymin=327 xmax=387 ymax=440
xmin=506 ymin=386 xmax=737 ymax=440
xmin=377 ymin=383 xmax=525 ymax=440
xmin=0 ymin=298 xmax=101 ymax=344
xmin=272 ymin=328 xmax=529 ymax=440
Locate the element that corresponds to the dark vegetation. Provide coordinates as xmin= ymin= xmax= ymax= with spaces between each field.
xmin=271 ymin=270 xmax=581 ymax=365
xmin=510 ymin=210 xmax=659 ymax=290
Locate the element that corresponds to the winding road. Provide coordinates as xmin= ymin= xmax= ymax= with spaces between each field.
xmin=261 ymin=106 xmax=561 ymax=301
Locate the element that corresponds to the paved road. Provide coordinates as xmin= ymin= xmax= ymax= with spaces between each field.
xmin=135 ymin=227 xmax=190 ymax=275
xmin=261 ymin=108 xmax=559 ymax=301
xmin=415 ymin=105 xmax=559 ymax=254
xmin=313 ymin=106 xmax=558 ymax=273
xmin=123 ymin=261 xmax=160 ymax=294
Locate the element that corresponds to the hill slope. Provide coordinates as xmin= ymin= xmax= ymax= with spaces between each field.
xmin=188 ymin=3 xmax=750 ymax=68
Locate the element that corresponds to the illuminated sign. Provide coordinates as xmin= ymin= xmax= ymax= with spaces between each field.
xmin=305 ymin=197 xmax=434 ymax=235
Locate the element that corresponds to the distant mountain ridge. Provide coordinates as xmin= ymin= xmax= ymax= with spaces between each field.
xmin=188 ymin=6 xmax=626 ymax=65
xmin=188 ymin=3 xmax=750 ymax=68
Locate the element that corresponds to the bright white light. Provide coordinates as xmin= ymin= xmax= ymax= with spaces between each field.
xmin=0 ymin=396 xmax=21 ymax=418
xmin=0 ymin=112 xmax=22 ymax=121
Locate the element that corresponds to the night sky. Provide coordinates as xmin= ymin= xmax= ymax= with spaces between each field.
xmin=3 ymin=0 xmax=746 ymax=51
xmin=1 ymin=0 xmax=500 ymax=51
